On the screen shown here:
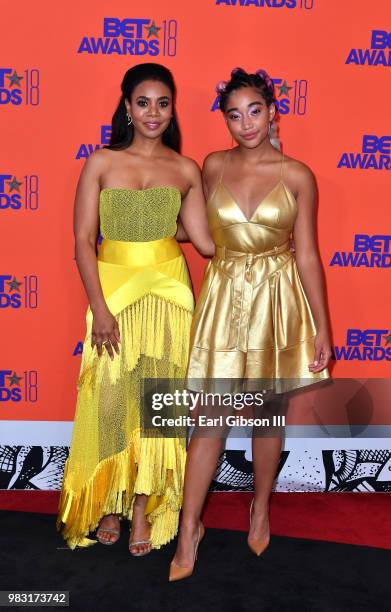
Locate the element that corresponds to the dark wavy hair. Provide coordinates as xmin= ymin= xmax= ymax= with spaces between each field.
xmin=216 ymin=67 xmax=276 ymax=113
xmin=106 ymin=63 xmax=181 ymax=152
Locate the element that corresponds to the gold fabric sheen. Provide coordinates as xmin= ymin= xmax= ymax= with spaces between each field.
xmin=187 ymin=163 xmax=330 ymax=393
xmin=57 ymin=187 xmax=194 ymax=549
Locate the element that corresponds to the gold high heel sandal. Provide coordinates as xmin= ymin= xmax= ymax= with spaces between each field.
xmin=129 ymin=521 xmax=152 ymax=557
xmin=129 ymin=538 xmax=152 ymax=557
xmin=248 ymin=499 xmax=270 ymax=556
xmin=169 ymin=523 xmax=205 ymax=582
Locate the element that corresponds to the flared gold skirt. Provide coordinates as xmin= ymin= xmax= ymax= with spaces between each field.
xmin=187 ymin=245 xmax=329 ymax=393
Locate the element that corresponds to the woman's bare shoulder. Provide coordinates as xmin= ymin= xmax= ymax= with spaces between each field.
xmin=283 ymin=155 xmax=315 ymax=182
xmin=203 ymin=150 xmax=227 ymax=171
xmin=82 ymin=147 xmax=117 ymax=174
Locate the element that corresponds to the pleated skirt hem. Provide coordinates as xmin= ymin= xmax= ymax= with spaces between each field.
xmin=186 ymin=335 xmax=330 ymax=394
xmin=56 ymin=429 xmax=186 ymax=550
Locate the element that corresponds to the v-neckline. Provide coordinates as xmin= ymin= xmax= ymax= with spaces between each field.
xmin=219 ymin=180 xmax=284 ymax=223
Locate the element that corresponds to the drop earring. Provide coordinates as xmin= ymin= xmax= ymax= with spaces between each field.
xmin=126 ymin=111 xmax=132 ymax=126
xmin=269 ymin=121 xmax=281 ymax=151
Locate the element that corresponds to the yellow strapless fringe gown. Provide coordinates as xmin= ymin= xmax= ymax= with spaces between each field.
xmin=57 ymin=187 xmax=194 ymax=549
xmin=186 ymin=154 xmax=329 ymax=393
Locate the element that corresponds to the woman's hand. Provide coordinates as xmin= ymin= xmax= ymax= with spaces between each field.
xmin=309 ymin=329 xmax=332 ymax=373
xmin=91 ymin=304 xmax=121 ymax=360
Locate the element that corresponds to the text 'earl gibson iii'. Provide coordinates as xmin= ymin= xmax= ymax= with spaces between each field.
xmin=151 ymin=414 xmax=287 ymax=428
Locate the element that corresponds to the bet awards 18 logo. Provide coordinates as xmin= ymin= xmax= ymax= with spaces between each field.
xmin=330 ymin=235 xmax=391 ymax=268
xmin=215 ymin=0 xmax=314 ymax=9
xmin=78 ymin=18 xmax=178 ymax=56
xmin=76 ymin=125 xmax=111 ymax=160
xmin=0 ymin=69 xmax=40 ymax=106
xmin=0 ymin=275 xmax=38 ymax=309
xmin=211 ymin=77 xmax=308 ymax=115
xmin=333 ymin=330 xmax=391 ymax=362
xmin=0 ymin=174 xmax=39 ymax=211
xmin=338 ymin=135 xmax=391 ymax=171
xmin=273 ymin=78 xmax=308 ymax=115
xmin=73 ymin=341 xmax=83 ymax=356
xmin=0 ymin=370 xmax=38 ymax=402
xmin=346 ymin=30 xmax=391 ymax=67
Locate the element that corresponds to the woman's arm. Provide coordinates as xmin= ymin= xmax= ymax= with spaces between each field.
xmin=175 ymin=217 xmax=189 ymax=242
xmin=178 ymin=158 xmax=215 ymax=257
xmin=201 ymin=151 xmax=223 ymax=201
xmin=73 ymin=150 xmax=120 ymax=359
xmin=292 ymin=164 xmax=332 ymax=373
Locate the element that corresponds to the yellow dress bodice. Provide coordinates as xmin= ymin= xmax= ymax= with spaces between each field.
xmin=99 ymin=186 xmax=181 ymax=242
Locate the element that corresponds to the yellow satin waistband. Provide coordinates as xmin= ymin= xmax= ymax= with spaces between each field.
xmin=98 ymin=237 xmax=182 ymax=267
xmin=215 ymin=241 xmax=290 ymax=260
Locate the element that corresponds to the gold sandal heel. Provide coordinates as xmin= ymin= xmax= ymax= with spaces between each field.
xmin=96 ymin=527 xmax=120 ymax=546
xmin=129 ymin=539 xmax=152 ymax=557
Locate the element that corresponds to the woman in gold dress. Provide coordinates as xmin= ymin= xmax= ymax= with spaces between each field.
xmin=169 ymin=68 xmax=332 ymax=580
xmin=56 ymin=63 xmax=214 ymax=555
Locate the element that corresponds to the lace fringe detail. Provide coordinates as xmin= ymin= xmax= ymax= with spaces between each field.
xmin=57 ymin=292 xmax=192 ymax=549
xmin=79 ymin=293 xmax=193 ymax=389
xmin=56 ymin=430 xmax=186 ymax=549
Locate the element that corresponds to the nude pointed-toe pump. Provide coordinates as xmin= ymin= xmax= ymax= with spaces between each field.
xmin=247 ymin=499 xmax=270 ymax=556
xmin=169 ymin=523 xmax=205 ymax=582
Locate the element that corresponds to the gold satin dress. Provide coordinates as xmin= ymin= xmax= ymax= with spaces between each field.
xmin=57 ymin=187 xmax=194 ymax=549
xmin=187 ymin=155 xmax=329 ymax=393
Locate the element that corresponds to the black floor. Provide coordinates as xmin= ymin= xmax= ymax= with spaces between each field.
xmin=0 ymin=511 xmax=390 ymax=612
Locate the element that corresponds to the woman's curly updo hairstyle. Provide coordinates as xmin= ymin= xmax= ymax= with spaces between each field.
xmin=216 ymin=67 xmax=276 ymax=113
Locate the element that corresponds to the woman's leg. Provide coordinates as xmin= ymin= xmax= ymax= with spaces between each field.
xmin=172 ymin=393 xmax=231 ymax=566
xmin=250 ymin=393 xmax=287 ymax=543
xmin=97 ymin=493 xmax=152 ymax=550
xmin=129 ymin=493 xmax=151 ymax=555
xmin=172 ymin=434 xmax=224 ymax=566
xmin=250 ymin=437 xmax=282 ymax=542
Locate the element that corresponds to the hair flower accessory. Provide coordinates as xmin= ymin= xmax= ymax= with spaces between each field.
xmin=255 ymin=68 xmax=274 ymax=92
xmin=215 ymin=80 xmax=228 ymax=95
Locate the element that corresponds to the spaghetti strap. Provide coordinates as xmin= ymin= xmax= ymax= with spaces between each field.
xmin=280 ymin=152 xmax=285 ymax=180
xmin=218 ymin=150 xmax=230 ymax=184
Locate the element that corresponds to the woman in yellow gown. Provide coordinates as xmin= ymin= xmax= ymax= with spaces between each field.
xmin=56 ymin=63 xmax=214 ymax=554
xmin=169 ymin=68 xmax=332 ymax=580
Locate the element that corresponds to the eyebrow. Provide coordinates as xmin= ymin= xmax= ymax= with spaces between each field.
xmin=226 ymin=101 xmax=264 ymax=113
xmin=136 ymin=95 xmax=170 ymax=100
